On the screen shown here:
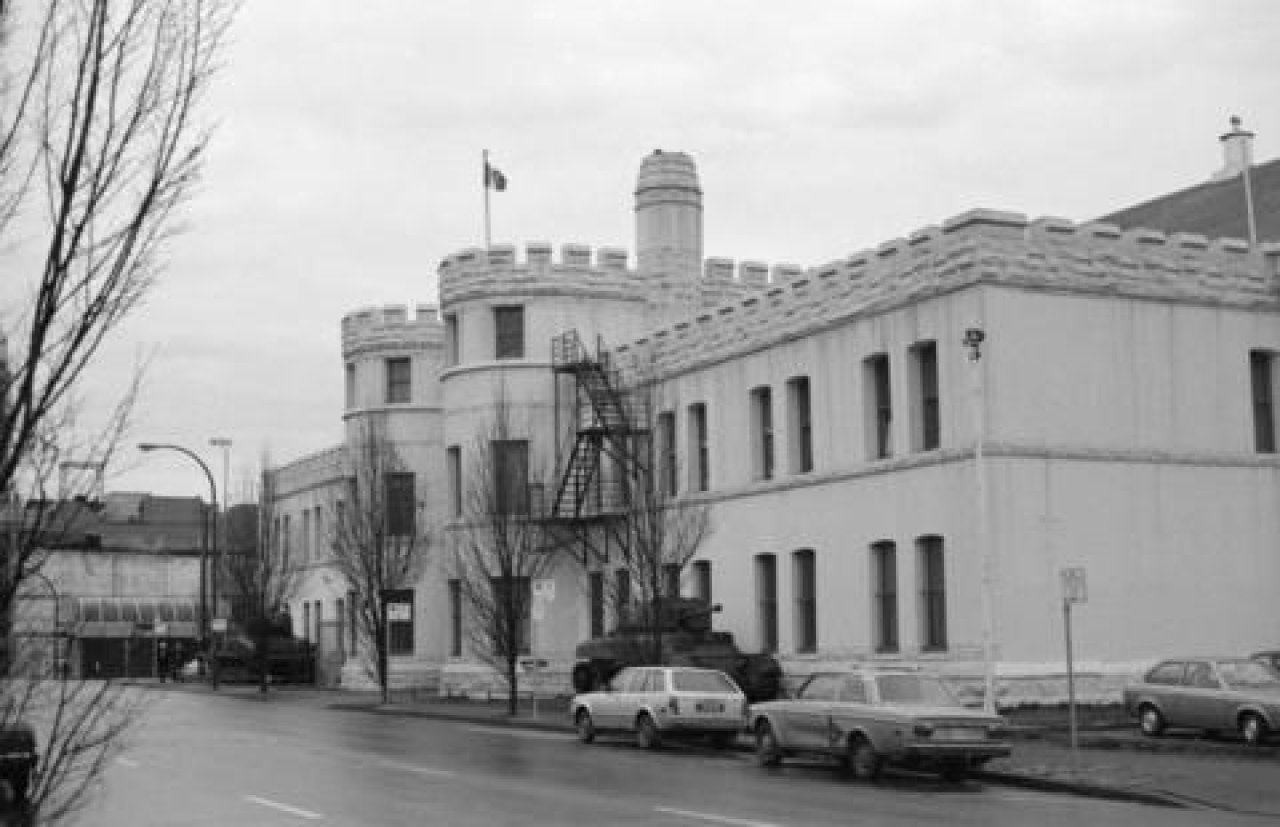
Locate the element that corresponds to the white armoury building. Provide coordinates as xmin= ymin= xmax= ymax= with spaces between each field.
xmin=268 ymin=141 xmax=1280 ymax=706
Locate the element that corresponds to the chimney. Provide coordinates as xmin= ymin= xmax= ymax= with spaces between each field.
xmin=1214 ymin=115 xmax=1255 ymax=181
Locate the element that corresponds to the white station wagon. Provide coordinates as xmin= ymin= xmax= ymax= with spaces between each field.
xmin=570 ymin=665 xmax=747 ymax=749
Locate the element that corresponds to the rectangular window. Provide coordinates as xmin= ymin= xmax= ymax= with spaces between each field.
xmin=755 ymin=553 xmax=778 ymax=653
xmin=449 ymin=579 xmax=462 ymax=657
xmin=302 ymin=602 xmax=311 ymax=643
xmin=447 ymin=445 xmax=462 ymax=517
xmin=793 ymin=550 xmax=817 ymax=653
xmin=751 ymin=386 xmax=774 ymax=481
xmin=384 ymin=472 xmax=416 ymax=536
xmin=865 ymin=354 xmax=892 ymax=459
xmin=334 ymin=500 xmax=346 ymax=548
xmin=492 ymin=439 xmax=530 ymax=515
xmin=615 ymin=569 xmax=631 ymax=622
xmin=692 ymin=560 xmax=712 ymax=604
xmin=871 ymin=541 xmax=898 ymax=653
xmin=589 ymin=572 xmax=605 ymax=637
xmin=335 ymin=597 xmax=346 ymax=657
xmin=491 ymin=577 xmax=531 ymax=656
xmin=283 ymin=514 xmax=291 ymax=558
xmin=385 ymin=589 xmax=414 ymax=656
xmin=911 ymin=342 xmax=940 ymax=451
xmin=919 ymin=536 xmax=947 ymax=651
xmin=494 ymin=305 xmax=525 ymax=359
xmin=348 ymin=590 xmax=358 ymax=654
xmin=302 ymin=509 xmax=311 ymax=561
xmin=313 ymin=600 xmax=323 ymax=646
xmin=657 ymin=411 xmax=677 ymax=496
xmin=688 ymin=403 xmax=709 ymax=492
xmin=444 ymin=313 xmax=459 ymax=367
xmin=787 ymin=376 xmax=813 ymax=473
xmin=1251 ymin=350 xmax=1276 ymax=453
xmin=385 ymin=357 xmax=411 ymax=404
xmin=345 ymin=363 xmax=356 ymax=409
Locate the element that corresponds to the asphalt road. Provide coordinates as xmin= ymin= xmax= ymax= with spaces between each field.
xmin=82 ymin=691 xmax=1271 ymax=826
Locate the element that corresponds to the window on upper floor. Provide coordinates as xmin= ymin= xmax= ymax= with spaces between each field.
xmin=787 ymin=376 xmax=813 ymax=473
xmin=385 ymin=357 xmax=411 ymax=404
xmin=447 ymin=445 xmax=462 ymax=517
xmin=384 ymin=472 xmax=416 ymax=536
xmin=687 ymin=403 xmax=709 ymax=492
xmin=589 ymin=572 xmax=605 ymax=638
xmin=301 ymin=509 xmax=311 ymax=561
xmin=663 ymin=563 xmax=681 ymax=597
xmin=615 ymin=568 xmax=632 ymax=623
xmin=444 ymin=313 xmax=459 ymax=367
xmin=911 ymin=341 xmax=940 ymax=452
xmin=449 ymin=579 xmax=463 ymax=657
xmin=494 ymin=306 xmax=525 ymax=359
xmin=656 ymin=411 xmax=677 ymax=496
xmin=491 ymin=439 xmax=529 ymax=515
xmin=755 ymin=553 xmax=778 ymax=653
xmin=918 ymin=535 xmax=947 ymax=651
xmin=1250 ymin=350 xmax=1276 ymax=453
xmin=871 ymin=541 xmax=898 ymax=653
xmin=345 ymin=363 xmax=356 ymax=409
xmin=864 ymin=354 xmax=892 ymax=459
xmin=793 ymin=549 xmax=817 ymax=654
xmin=692 ymin=560 xmax=712 ymax=604
xmin=750 ymin=386 xmax=774 ymax=481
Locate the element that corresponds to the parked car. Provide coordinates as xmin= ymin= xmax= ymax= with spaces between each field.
xmin=748 ymin=669 xmax=1010 ymax=782
xmin=1251 ymin=651 xmax=1280 ymax=675
xmin=570 ymin=665 xmax=747 ymax=749
xmin=1122 ymin=656 xmax=1280 ymax=745
xmin=0 ymin=723 xmax=37 ymax=806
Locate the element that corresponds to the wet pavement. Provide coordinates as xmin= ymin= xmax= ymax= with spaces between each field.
xmin=130 ymin=681 xmax=1280 ymax=821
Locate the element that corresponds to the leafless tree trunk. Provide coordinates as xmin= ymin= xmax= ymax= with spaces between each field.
xmin=325 ymin=418 xmax=427 ymax=704
xmin=221 ymin=456 xmax=299 ymax=693
xmin=450 ymin=394 xmax=558 ymax=716
xmin=0 ymin=1 xmax=235 ymax=821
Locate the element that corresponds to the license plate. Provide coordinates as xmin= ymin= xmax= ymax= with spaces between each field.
xmin=932 ymin=727 xmax=983 ymax=741
xmin=695 ymin=701 xmax=725 ymax=714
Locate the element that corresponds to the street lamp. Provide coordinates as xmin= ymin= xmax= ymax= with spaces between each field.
xmin=209 ymin=437 xmax=232 ymax=624
xmin=137 ymin=443 xmax=218 ymax=654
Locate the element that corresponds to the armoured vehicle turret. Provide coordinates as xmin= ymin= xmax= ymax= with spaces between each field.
xmin=571 ymin=597 xmax=783 ymax=703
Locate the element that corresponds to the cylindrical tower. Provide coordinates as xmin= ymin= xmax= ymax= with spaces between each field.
xmin=635 ymin=150 xmax=703 ymax=279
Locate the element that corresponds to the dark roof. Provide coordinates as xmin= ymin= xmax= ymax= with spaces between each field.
xmin=1098 ymin=158 xmax=1280 ymax=242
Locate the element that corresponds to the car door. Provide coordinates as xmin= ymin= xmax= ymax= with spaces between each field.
xmin=1178 ymin=660 xmax=1227 ymax=731
xmin=594 ymin=668 xmax=635 ymax=730
xmin=787 ymin=674 xmax=841 ymax=751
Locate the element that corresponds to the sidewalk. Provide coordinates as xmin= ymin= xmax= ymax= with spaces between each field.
xmin=149 ymin=682 xmax=1280 ymax=817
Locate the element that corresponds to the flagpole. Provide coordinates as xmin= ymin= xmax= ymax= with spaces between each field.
xmin=483 ymin=149 xmax=492 ymax=250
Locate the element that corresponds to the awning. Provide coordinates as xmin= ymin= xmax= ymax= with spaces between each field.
xmin=75 ymin=621 xmax=198 ymax=639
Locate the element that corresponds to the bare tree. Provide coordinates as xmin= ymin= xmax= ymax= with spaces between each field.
xmin=0 ymin=1 xmax=235 ymax=821
xmin=220 ymin=457 xmax=299 ymax=693
xmin=325 ymin=419 xmax=428 ymax=704
xmin=449 ymin=395 xmax=558 ymax=716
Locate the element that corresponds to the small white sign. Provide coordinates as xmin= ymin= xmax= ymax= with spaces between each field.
xmin=387 ymin=602 xmax=412 ymax=621
xmin=1060 ymin=567 xmax=1088 ymax=604
xmin=210 ymin=618 xmax=228 ymax=633
xmin=533 ymin=579 xmax=555 ymax=602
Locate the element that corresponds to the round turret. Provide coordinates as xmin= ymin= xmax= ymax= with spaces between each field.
xmin=635 ymin=149 xmax=703 ymax=279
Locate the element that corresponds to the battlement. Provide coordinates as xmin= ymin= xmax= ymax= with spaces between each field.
xmin=609 ymin=208 xmax=1280 ymax=381
xmin=342 ymin=303 xmax=442 ymax=359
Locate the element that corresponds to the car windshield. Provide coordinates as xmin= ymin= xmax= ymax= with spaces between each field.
xmin=875 ymin=674 xmax=960 ymax=706
xmin=1218 ymin=660 xmax=1280 ymax=690
xmin=672 ymin=670 xmax=737 ymax=693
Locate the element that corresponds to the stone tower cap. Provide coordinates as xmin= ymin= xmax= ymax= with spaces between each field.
xmin=636 ymin=149 xmax=701 ymax=197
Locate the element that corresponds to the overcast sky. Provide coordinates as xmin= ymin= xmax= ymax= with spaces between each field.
xmin=55 ymin=0 xmax=1280 ymax=502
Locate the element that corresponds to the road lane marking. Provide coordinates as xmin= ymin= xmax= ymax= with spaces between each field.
xmin=116 ymin=757 xmax=139 ymax=768
xmin=654 ymin=806 xmax=782 ymax=827
xmin=380 ymin=761 xmax=456 ymax=778
xmin=245 ymin=795 xmax=324 ymax=820
xmin=465 ymin=726 xmax=572 ymax=740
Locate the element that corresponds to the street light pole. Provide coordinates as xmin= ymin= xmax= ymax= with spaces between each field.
xmin=138 ymin=443 xmax=218 ymax=659
xmin=209 ymin=437 xmax=232 ymax=626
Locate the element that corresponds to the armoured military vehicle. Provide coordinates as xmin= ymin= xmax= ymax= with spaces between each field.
xmin=571 ymin=597 xmax=783 ymax=702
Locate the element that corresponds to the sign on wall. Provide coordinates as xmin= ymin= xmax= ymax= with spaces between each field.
xmin=1060 ymin=566 xmax=1088 ymax=604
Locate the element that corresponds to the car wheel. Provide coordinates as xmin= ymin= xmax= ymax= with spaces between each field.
xmin=636 ymin=714 xmax=662 ymax=750
xmin=848 ymin=735 xmax=882 ymax=782
xmin=575 ymin=709 xmax=596 ymax=745
xmin=754 ymin=721 xmax=783 ymax=767
xmin=1240 ymin=713 xmax=1268 ymax=746
xmin=1138 ymin=704 xmax=1166 ymax=737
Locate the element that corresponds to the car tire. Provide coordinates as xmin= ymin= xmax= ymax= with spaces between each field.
xmin=1138 ymin=704 xmax=1166 ymax=737
xmin=1240 ymin=713 xmax=1268 ymax=746
xmin=848 ymin=735 xmax=882 ymax=782
xmin=636 ymin=714 xmax=662 ymax=750
xmin=575 ymin=709 xmax=596 ymax=745
xmin=754 ymin=721 xmax=783 ymax=767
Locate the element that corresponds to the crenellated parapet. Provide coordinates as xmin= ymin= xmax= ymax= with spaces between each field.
xmin=342 ymin=303 xmax=443 ymax=360
xmin=436 ymin=242 xmax=778 ymax=308
xmin=609 ymin=208 xmax=1280 ymax=380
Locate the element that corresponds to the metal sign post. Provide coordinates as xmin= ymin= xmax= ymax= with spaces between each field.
xmin=1060 ymin=566 xmax=1087 ymax=766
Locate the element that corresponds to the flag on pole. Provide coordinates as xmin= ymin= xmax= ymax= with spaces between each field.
xmin=484 ymin=160 xmax=507 ymax=192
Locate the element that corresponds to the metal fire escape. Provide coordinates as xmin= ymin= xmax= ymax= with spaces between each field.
xmin=549 ymin=331 xmax=650 ymax=562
